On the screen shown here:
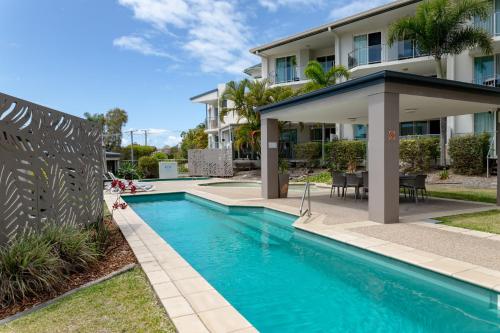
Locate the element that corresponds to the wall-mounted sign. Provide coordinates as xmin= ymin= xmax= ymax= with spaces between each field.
xmin=388 ymin=130 xmax=397 ymax=141
xmin=268 ymin=142 xmax=278 ymax=149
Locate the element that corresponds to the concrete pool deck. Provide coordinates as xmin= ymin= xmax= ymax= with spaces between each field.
xmin=105 ymin=178 xmax=500 ymax=332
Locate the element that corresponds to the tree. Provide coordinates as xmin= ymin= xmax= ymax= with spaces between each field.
xmin=388 ymin=0 xmax=493 ymax=79
xmin=83 ymin=108 xmax=128 ymax=151
xmin=105 ymin=108 xmax=128 ymax=151
xmin=219 ymin=79 xmax=297 ymax=157
xmin=302 ymin=60 xmax=350 ymax=92
xmin=388 ymin=0 xmax=493 ymax=167
xmin=179 ymin=123 xmax=208 ymax=158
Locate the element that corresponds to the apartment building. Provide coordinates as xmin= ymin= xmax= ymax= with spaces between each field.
xmin=192 ymin=0 xmax=500 ymax=160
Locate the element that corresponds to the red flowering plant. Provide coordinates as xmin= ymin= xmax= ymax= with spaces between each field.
xmin=110 ymin=179 xmax=137 ymax=216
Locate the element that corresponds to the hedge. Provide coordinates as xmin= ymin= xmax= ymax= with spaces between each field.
xmin=449 ymin=134 xmax=490 ymax=175
xmin=138 ymin=156 xmax=159 ymax=179
xmin=399 ymin=137 xmax=439 ymax=172
xmin=294 ymin=142 xmax=322 ymax=168
xmin=325 ymin=140 xmax=366 ymax=172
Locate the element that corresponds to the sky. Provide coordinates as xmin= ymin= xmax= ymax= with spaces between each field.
xmin=0 ymin=0 xmax=390 ymax=148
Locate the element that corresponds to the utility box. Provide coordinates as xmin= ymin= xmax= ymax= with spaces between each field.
xmin=159 ymin=161 xmax=178 ymax=179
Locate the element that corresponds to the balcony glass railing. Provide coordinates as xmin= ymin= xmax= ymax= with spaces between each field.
xmin=269 ymin=66 xmax=302 ymax=84
xmin=348 ymin=41 xmax=428 ymax=69
xmin=206 ymin=117 xmax=219 ymax=130
xmin=473 ymin=12 xmax=500 ymax=36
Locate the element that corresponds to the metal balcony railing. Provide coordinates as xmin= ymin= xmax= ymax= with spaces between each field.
xmin=268 ymin=66 xmax=303 ymax=84
xmin=473 ymin=74 xmax=500 ymax=87
xmin=348 ymin=41 xmax=428 ymax=69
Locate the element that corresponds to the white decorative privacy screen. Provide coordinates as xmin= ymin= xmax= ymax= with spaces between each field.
xmin=188 ymin=149 xmax=233 ymax=177
xmin=0 ymin=93 xmax=103 ymax=244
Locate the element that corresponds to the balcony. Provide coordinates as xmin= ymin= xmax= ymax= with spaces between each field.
xmin=473 ymin=12 xmax=500 ymax=36
xmin=206 ymin=116 xmax=219 ymax=130
xmin=268 ymin=61 xmax=335 ymax=85
xmin=473 ymin=74 xmax=500 ymax=87
xmin=348 ymin=40 xmax=429 ymax=70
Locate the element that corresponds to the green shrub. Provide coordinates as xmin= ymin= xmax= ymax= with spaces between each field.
xmin=138 ymin=156 xmax=159 ymax=179
xmin=117 ymin=161 xmax=142 ymax=180
xmin=0 ymin=234 xmax=65 ymax=306
xmin=325 ymin=140 xmax=366 ymax=172
xmin=399 ymin=137 xmax=439 ymax=172
xmin=41 ymin=224 xmax=99 ymax=274
xmin=449 ymin=134 xmax=490 ymax=175
xmin=88 ymin=220 xmax=110 ymax=254
xmin=0 ymin=221 xmax=109 ymax=307
xmin=151 ymin=151 xmax=167 ymax=160
xmin=294 ymin=142 xmax=322 ymax=169
xmin=120 ymin=145 xmax=157 ymax=161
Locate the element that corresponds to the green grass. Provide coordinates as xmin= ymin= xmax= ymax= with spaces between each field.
xmin=427 ymin=185 xmax=497 ymax=204
xmin=436 ymin=209 xmax=500 ymax=234
xmin=0 ymin=268 xmax=175 ymax=333
xmin=302 ymin=172 xmax=332 ymax=184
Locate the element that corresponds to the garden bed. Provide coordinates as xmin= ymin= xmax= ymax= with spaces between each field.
xmin=0 ymin=218 xmax=137 ymax=320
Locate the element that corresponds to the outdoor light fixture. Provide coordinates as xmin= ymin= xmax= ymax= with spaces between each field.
xmin=404 ymin=108 xmax=417 ymax=113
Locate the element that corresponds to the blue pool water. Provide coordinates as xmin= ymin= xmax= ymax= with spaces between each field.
xmin=125 ymin=193 xmax=500 ymax=333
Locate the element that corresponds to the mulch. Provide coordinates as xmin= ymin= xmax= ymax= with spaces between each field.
xmin=0 ymin=218 xmax=138 ymax=320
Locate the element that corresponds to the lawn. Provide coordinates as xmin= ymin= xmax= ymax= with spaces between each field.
xmin=436 ymin=209 xmax=500 ymax=234
xmin=0 ymin=268 xmax=175 ymax=333
xmin=426 ymin=185 xmax=496 ymax=204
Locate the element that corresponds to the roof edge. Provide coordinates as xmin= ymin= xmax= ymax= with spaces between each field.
xmin=250 ymin=0 xmax=420 ymax=54
xmin=189 ymin=88 xmax=218 ymax=101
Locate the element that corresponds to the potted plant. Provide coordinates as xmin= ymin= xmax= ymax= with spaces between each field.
xmin=278 ymin=158 xmax=289 ymax=198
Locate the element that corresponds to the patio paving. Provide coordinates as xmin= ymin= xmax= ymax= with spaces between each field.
xmin=353 ymin=223 xmax=500 ymax=271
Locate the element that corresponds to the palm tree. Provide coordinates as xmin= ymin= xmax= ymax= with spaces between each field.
xmin=387 ymin=0 xmax=493 ymax=166
xmin=302 ymin=60 xmax=350 ymax=92
xmin=387 ymin=0 xmax=493 ymax=79
xmin=219 ymin=79 xmax=296 ymax=157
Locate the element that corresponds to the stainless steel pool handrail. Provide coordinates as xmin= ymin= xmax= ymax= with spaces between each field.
xmin=300 ymin=181 xmax=311 ymax=217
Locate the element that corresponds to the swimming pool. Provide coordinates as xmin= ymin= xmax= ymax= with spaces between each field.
xmin=125 ymin=193 xmax=500 ymax=332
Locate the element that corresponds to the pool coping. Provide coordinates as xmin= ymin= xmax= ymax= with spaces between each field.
xmin=106 ymin=188 xmax=500 ymax=332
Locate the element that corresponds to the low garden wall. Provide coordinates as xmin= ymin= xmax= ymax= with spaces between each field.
xmin=0 ymin=93 xmax=103 ymax=244
xmin=188 ymin=149 xmax=233 ymax=177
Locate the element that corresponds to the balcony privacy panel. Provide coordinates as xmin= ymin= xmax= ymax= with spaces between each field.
xmin=0 ymin=93 xmax=103 ymax=244
xmin=188 ymin=149 xmax=233 ymax=177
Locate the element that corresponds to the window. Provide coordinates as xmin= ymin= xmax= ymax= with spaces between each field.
xmin=310 ymin=126 xmax=336 ymax=142
xmin=474 ymin=55 xmax=500 ymax=87
xmin=400 ymin=120 xmax=441 ymax=136
xmin=350 ymin=32 xmax=381 ymax=68
xmin=474 ymin=112 xmax=494 ymax=134
xmin=354 ymin=125 xmax=367 ymax=140
xmin=316 ymin=55 xmax=335 ymax=72
xmin=275 ymin=56 xmax=297 ymax=83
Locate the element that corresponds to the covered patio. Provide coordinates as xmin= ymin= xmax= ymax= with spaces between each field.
xmin=258 ymin=71 xmax=500 ymax=223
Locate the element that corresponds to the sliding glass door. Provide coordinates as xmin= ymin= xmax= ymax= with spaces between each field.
xmin=275 ymin=56 xmax=297 ymax=83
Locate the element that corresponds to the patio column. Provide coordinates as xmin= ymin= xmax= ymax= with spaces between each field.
xmin=368 ymin=92 xmax=400 ymax=223
xmin=261 ymin=118 xmax=279 ymax=199
xmin=497 ymin=109 xmax=500 ymax=206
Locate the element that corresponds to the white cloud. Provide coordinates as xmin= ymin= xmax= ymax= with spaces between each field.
xmin=117 ymin=0 xmax=257 ymax=75
xmin=329 ymin=0 xmax=392 ymax=20
xmin=113 ymin=35 xmax=176 ymax=59
xmin=259 ymin=0 xmax=323 ymax=11
xmin=118 ymin=0 xmax=192 ymax=29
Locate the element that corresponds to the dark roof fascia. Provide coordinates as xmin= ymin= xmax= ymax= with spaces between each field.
xmin=189 ymin=88 xmax=218 ymax=101
xmin=257 ymin=70 xmax=500 ymax=114
xmin=250 ymin=0 xmax=421 ymax=54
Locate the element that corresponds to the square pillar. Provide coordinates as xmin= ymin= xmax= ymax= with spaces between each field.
xmin=368 ymin=92 xmax=400 ymax=223
xmin=497 ymin=110 xmax=500 ymax=206
xmin=261 ymin=118 xmax=279 ymax=199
